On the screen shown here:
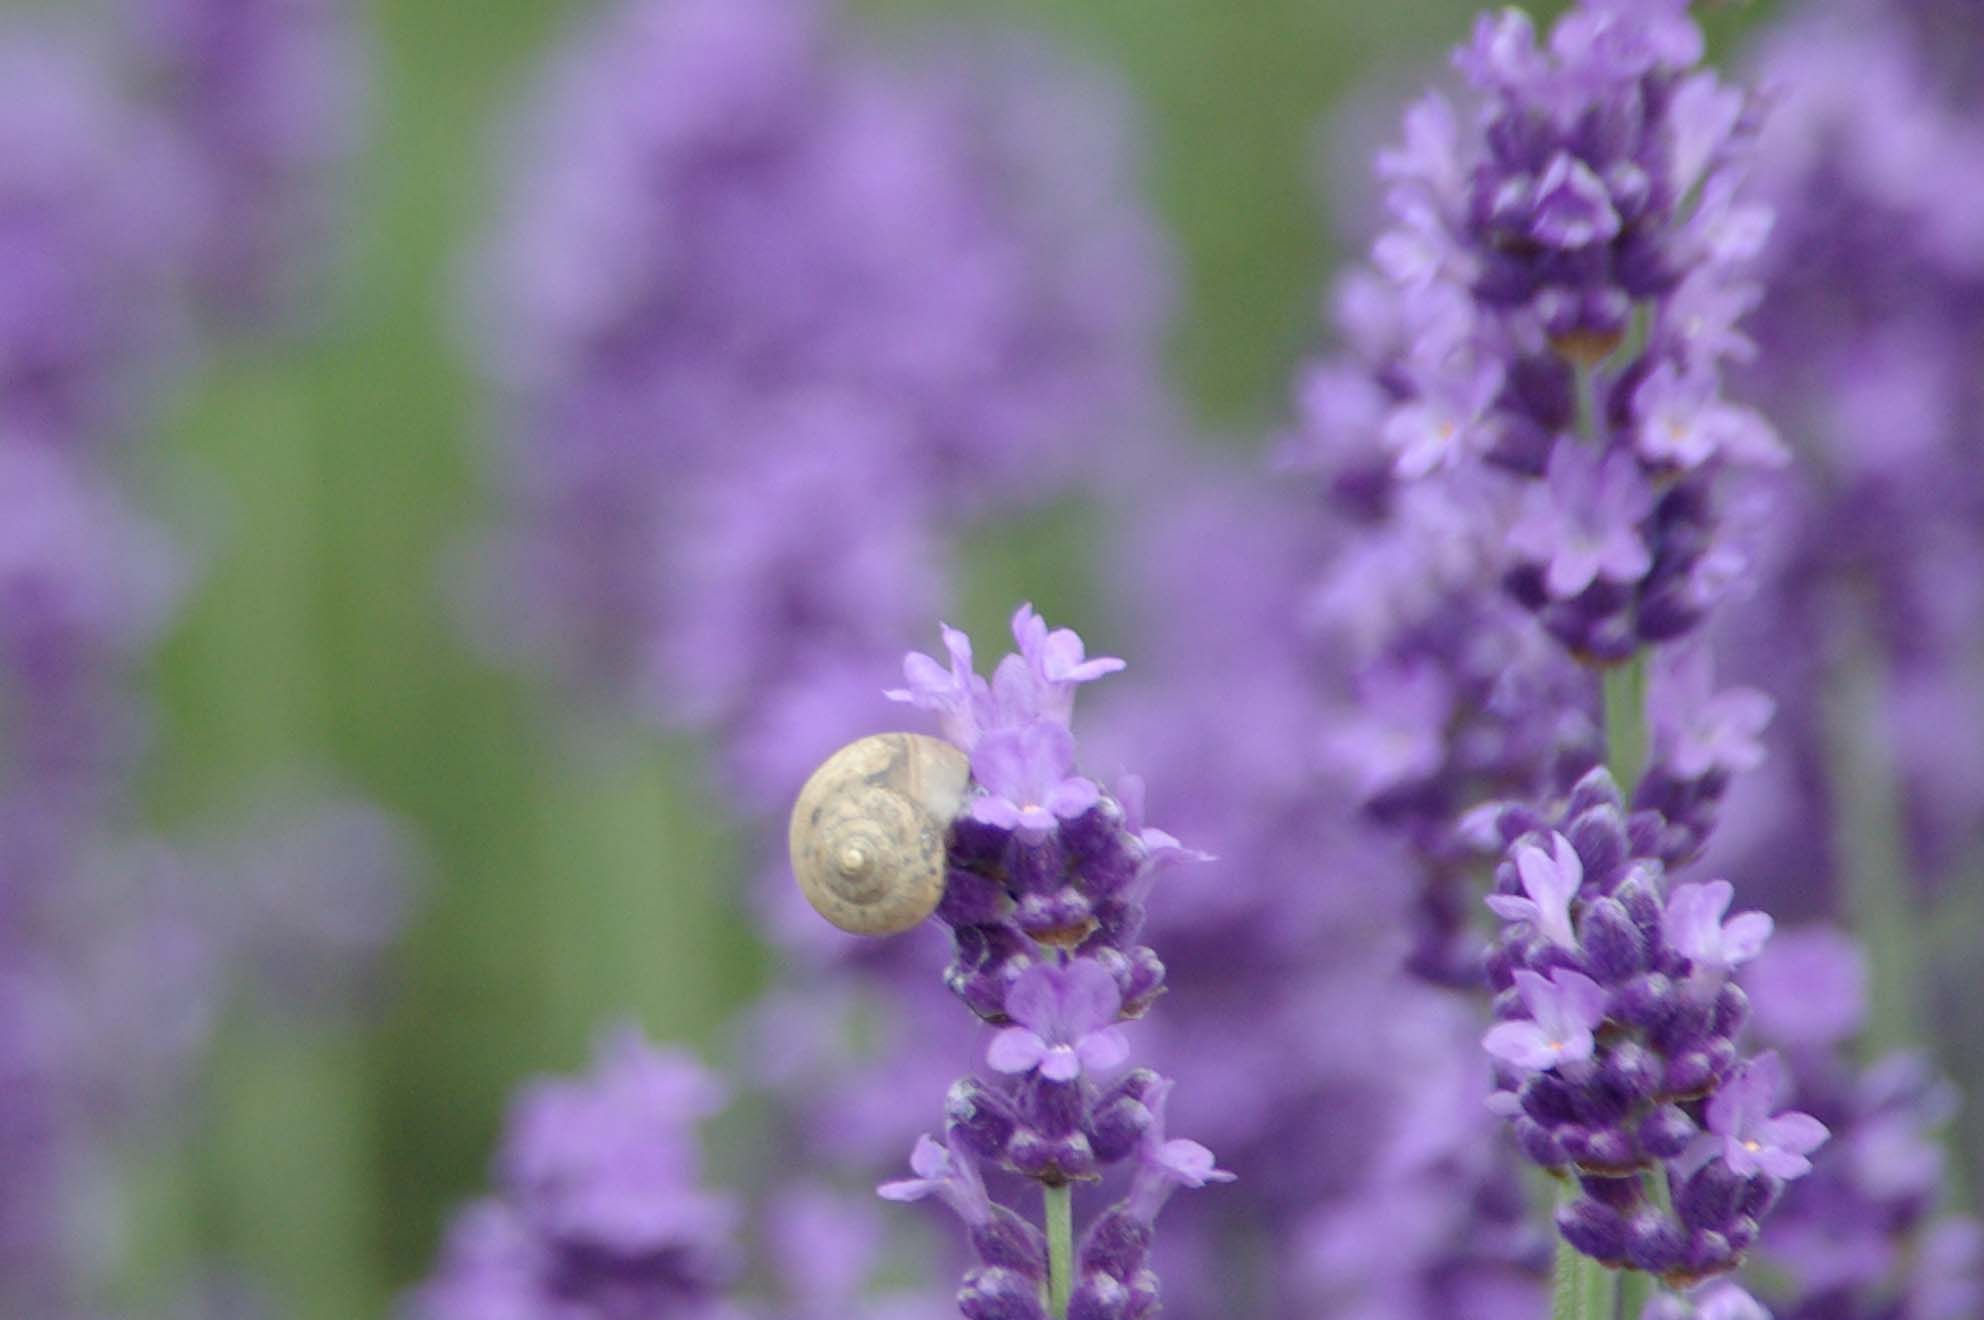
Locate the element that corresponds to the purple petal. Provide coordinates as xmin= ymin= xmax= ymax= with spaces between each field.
xmin=876 ymin=1177 xmax=935 ymax=1203
xmin=969 ymin=797 xmax=1020 ymax=830
xmin=1016 ymin=804 xmax=1056 ymax=836
xmin=1039 ymin=1045 xmax=1081 ymax=1083
xmin=1722 ymin=911 xmax=1774 ymax=965
xmin=1761 ymin=1111 xmax=1829 ymax=1156
xmin=1002 ymin=965 xmax=1061 ymax=1035
xmin=1077 ymin=1026 xmax=1130 ymax=1075
xmin=1046 ymin=776 xmax=1100 ymax=819
xmin=907 ymin=1133 xmax=950 ymax=1179
xmin=969 ymin=729 xmax=1035 ymax=803
xmin=986 ymin=1027 xmax=1047 ymax=1075
xmin=1155 ymin=1139 xmax=1234 ymax=1188
xmin=1484 ymin=1021 xmax=1559 ymax=1071
xmin=1485 ymin=894 xmax=1541 ymax=925
xmin=1510 ymin=968 xmax=1555 ymax=1016
xmin=1554 ymin=969 xmax=1610 ymax=1031
xmin=1545 ymin=543 xmax=1602 ymax=599
xmin=1058 ymin=959 xmax=1126 ymax=1036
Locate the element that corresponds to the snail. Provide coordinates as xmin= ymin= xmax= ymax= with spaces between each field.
xmin=788 ymin=732 xmax=971 ymax=936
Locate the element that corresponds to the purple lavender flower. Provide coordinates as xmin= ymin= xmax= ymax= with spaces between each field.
xmin=866 ymin=609 xmax=1220 ymax=1315
xmin=1692 ymin=1051 xmax=1828 ymax=1181
xmin=0 ymin=27 xmax=183 ymax=449
xmin=1485 ymin=832 xmax=1583 ymax=950
xmin=967 ymin=723 xmax=1101 ymax=839
xmin=120 ymin=0 xmax=369 ymax=326
xmin=1507 ymin=441 xmax=1653 ymax=601
xmin=468 ymin=0 xmax=1170 ymax=822
xmin=1740 ymin=925 xmax=1866 ymax=1049
xmin=878 ymin=1131 xmax=993 ymax=1226
xmin=412 ymin=1028 xmax=740 ymax=1318
xmin=986 ymin=959 xmax=1131 ymax=1083
xmin=1646 ymin=1281 xmax=1769 ymax=1320
xmin=1663 ymin=880 xmax=1772 ymax=977
xmin=1647 ymin=647 xmax=1772 ymax=782
xmin=1632 ymin=363 xmax=1785 ymax=472
xmin=1483 ymin=967 xmax=1608 ymax=1071
xmin=1117 ymin=1078 xmax=1235 ymax=1228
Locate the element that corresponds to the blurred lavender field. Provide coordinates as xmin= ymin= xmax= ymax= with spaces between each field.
xmin=4 ymin=0 xmax=1981 ymax=1317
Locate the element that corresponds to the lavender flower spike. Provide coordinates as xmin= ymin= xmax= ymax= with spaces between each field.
xmin=865 ymin=608 xmax=1214 ymax=1317
xmin=411 ymin=1027 xmax=740 ymax=1318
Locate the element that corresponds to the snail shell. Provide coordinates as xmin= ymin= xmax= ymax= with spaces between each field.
xmin=788 ymin=732 xmax=970 ymax=936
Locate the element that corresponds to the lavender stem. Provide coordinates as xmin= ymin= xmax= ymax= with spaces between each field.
xmin=1604 ymin=655 xmax=1649 ymax=798
xmin=1044 ymin=1182 xmax=1072 ymax=1318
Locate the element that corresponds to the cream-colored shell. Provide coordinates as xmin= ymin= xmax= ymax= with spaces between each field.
xmin=788 ymin=732 xmax=971 ymax=936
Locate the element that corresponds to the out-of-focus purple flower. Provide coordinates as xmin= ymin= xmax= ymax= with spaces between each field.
xmin=1649 ymin=646 xmax=1773 ymax=781
xmin=0 ymin=27 xmax=183 ymax=449
xmin=1382 ymin=360 xmax=1501 ymax=478
xmin=987 ymin=959 xmax=1130 ymax=1083
xmin=1317 ymin=662 xmax=1453 ymax=801
xmin=1632 ymin=363 xmax=1785 ymax=471
xmin=413 ymin=1028 xmax=739 ymax=1318
xmin=1508 ymin=442 xmax=1653 ymax=600
xmin=120 ymin=0 xmax=369 ymax=326
xmin=468 ymin=0 xmax=1171 ymax=812
xmin=1695 ymin=1051 xmax=1828 ymax=1181
xmin=1646 ymin=1280 xmax=1770 ymax=1320
xmin=1741 ymin=925 xmax=1867 ymax=1050
xmin=1664 ymin=880 xmax=1772 ymax=976
xmin=501 ymin=1028 xmax=731 ymax=1254
xmin=1483 ymin=968 xmax=1607 ymax=1072
xmin=1485 ymin=832 xmax=1583 ymax=950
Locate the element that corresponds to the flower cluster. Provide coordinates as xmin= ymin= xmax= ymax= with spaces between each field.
xmin=1475 ymin=779 xmax=1826 ymax=1282
xmin=412 ymin=1029 xmax=743 ymax=1320
xmin=0 ymin=13 xmax=397 ymax=1313
xmin=1085 ymin=453 xmax=1552 ymax=1317
xmin=1693 ymin=0 xmax=1984 ymax=929
xmin=1366 ymin=0 xmax=1783 ymax=664
xmin=1734 ymin=929 xmax=1984 ymax=1317
xmin=116 ymin=0 xmax=369 ymax=326
xmin=1299 ymin=1 xmax=1871 ymax=1308
xmin=882 ymin=607 xmax=1225 ymax=1320
xmin=469 ymin=0 xmax=1170 ymax=816
xmin=0 ymin=29 xmax=182 ymax=451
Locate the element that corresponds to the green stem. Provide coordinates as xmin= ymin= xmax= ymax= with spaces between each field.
xmin=1603 ymin=653 xmax=1650 ymax=798
xmin=1615 ymin=1267 xmax=1653 ymax=1320
xmin=1552 ymin=1231 xmax=1613 ymax=1320
xmin=1821 ymin=587 xmax=1923 ymax=1058
xmin=1045 ymin=1182 xmax=1073 ymax=1319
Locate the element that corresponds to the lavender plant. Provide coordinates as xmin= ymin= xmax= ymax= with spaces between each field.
xmin=462 ymin=6 xmax=1179 ymax=1308
xmin=0 ymin=10 xmax=401 ymax=1312
xmin=117 ymin=0 xmax=370 ymax=327
xmin=410 ymin=1028 xmax=745 ymax=1320
xmin=871 ymin=607 xmax=1224 ymax=1320
xmin=466 ymin=0 xmax=1168 ymax=817
xmin=1285 ymin=0 xmax=1899 ymax=1312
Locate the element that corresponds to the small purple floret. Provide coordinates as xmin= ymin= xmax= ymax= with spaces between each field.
xmin=987 ymin=959 xmax=1130 ymax=1084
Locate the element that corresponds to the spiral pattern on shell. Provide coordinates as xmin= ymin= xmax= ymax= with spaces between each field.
xmin=788 ymin=732 xmax=971 ymax=936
